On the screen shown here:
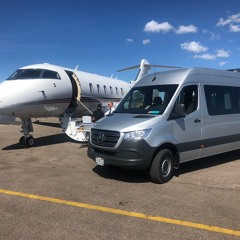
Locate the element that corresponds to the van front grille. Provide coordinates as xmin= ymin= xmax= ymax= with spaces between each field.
xmin=91 ymin=129 xmax=120 ymax=147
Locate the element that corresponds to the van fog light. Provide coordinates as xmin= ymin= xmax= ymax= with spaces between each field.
xmin=124 ymin=129 xmax=152 ymax=140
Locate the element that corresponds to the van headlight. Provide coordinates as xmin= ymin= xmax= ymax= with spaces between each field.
xmin=124 ymin=129 xmax=152 ymax=140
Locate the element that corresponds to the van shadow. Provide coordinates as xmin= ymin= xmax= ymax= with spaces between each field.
xmin=93 ymin=150 xmax=240 ymax=184
xmin=176 ymin=149 xmax=240 ymax=176
xmin=2 ymin=133 xmax=77 ymax=150
xmin=92 ymin=166 xmax=151 ymax=183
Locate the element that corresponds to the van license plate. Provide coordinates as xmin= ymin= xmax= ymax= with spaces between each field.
xmin=96 ymin=157 xmax=104 ymax=166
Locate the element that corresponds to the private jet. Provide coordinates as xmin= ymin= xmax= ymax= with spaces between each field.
xmin=0 ymin=59 xmax=154 ymax=147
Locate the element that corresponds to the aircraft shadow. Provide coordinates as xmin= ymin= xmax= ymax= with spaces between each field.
xmin=2 ymin=133 xmax=77 ymax=150
xmin=93 ymin=149 xmax=240 ymax=184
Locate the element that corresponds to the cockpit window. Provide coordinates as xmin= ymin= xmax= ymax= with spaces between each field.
xmin=7 ymin=69 xmax=61 ymax=80
xmin=42 ymin=70 xmax=60 ymax=79
xmin=7 ymin=69 xmax=41 ymax=79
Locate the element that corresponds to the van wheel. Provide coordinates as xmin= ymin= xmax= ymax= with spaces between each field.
xmin=150 ymin=149 xmax=174 ymax=184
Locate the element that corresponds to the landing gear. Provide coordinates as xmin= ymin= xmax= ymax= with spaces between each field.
xmin=19 ymin=117 xmax=35 ymax=147
xmin=19 ymin=135 xmax=35 ymax=147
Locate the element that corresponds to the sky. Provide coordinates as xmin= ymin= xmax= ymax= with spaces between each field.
xmin=0 ymin=0 xmax=240 ymax=82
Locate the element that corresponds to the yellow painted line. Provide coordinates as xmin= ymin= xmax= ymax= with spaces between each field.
xmin=0 ymin=189 xmax=239 ymax=237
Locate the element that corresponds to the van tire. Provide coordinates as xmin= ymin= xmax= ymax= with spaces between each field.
xmin=150 ymin=149 xmax=174 ymax=184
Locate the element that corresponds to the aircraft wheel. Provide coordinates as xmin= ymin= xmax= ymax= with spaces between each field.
xmin=26 ymin=136 xmax=35 ymax=147
xmin=19 ymin=136 xmax=25 ymax=145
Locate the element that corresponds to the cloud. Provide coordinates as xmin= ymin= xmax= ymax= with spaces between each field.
xmin=175 ymin=25 xmax=197 ymax=34
xmin=144 ymin=20 xmax=173 ymax=33
xmin=216 ymin=49 xmax=230 ymax=58
xmin=217 ymin=13 xmax=240 ymax=26
xmin=193 ymin=54 xmax=216 ymax=60
xmin=126 ymin=38 xmax=133 ymax=44
xmin=219 ymin=61 xmax=227 ymax=66
xmin=202 ymin=29 xmax=220 ymax=41
xmin=180 ymin=41 xmax=208 ymax=53
xmin=217 ymin=17 xmax=232 ymax=26
xmin=229 ymin=24 xmax=240 ymax=32
xmin=192 ymin=49 xmax=230 ymax=61
xmin=217 ymin=13 xmax=240 ymax=32
xmin=142 ymin=39 xmax=150 ymax=45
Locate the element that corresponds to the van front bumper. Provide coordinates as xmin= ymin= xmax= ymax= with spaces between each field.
xmin=87 ymin=139 xmax=157 ymax=170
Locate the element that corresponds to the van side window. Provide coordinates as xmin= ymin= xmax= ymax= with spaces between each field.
xmin=204 ymin=85 xmax=237 ymax=115
xmin=175 ymin=85 xmax=198 ymax=115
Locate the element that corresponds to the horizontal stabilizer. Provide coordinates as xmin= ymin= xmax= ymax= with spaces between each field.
xmin=118 ymin=59 xmax=181 ymax=83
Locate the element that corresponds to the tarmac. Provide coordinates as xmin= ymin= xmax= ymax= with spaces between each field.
xmin=0 ymin=118 xmax=239 ymax=240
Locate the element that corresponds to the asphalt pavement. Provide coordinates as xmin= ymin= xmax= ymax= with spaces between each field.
xmin=0 ymin=118 xmax=239 ymax=240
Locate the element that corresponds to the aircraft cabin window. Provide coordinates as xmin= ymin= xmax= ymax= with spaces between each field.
xmin=104 ymin=85 xmax=108 ymax=94
xmin=89 ymin=83 xmax=94 ymax=93
xmin=97 ymin=84 xmax=101 ymax=93
xmin=115 ymin=87 xmax=119 ymax=95
xmin=121 ymin=88 xmax=124 ymax=96
xmin=110 ymin=86 xmax=113 ymax=95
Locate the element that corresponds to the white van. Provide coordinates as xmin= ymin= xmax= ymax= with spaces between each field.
xmin=88 ymin=67 xmax=240 ymax=184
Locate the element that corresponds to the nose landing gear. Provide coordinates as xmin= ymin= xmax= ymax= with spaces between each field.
xmin=19 ymin=117 xmax=35 ymax=147
xmin=19 ymin=135 xmax=35 ymax=147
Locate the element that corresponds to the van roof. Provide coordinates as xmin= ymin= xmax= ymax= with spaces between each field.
xmin=136 ymin=67 xmax=240 ymax=87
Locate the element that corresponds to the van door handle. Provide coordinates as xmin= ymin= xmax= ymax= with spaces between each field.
xmin=194 ymin=119 xmax=201 ymax=123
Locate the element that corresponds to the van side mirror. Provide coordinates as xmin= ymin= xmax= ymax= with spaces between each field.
xmin=169 ymin=104 xmax=186 ymax=120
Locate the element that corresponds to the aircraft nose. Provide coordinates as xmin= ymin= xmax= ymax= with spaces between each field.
xmin=0 ymin=96 xmax=9 ymax=115
xmin=0 ymin=81 xmax=16 ymax=116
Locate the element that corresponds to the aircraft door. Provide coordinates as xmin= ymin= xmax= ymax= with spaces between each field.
xmin=65 ymin=71 xmax=81 ymax=113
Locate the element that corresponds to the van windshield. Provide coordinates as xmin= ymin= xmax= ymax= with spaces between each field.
xmin=115 ymin=84 xmax=178 ymax=115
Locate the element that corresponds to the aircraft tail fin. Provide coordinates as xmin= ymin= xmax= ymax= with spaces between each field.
xmin=118 ymin=59 xmax=180 ymax=84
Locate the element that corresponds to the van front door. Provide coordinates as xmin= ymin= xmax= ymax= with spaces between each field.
xmin=170 ymin=84 xmax=203 ymax=162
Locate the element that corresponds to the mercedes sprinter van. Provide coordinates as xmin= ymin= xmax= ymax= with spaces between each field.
xmin=88 ymin=67 xmax=240 ymax=184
